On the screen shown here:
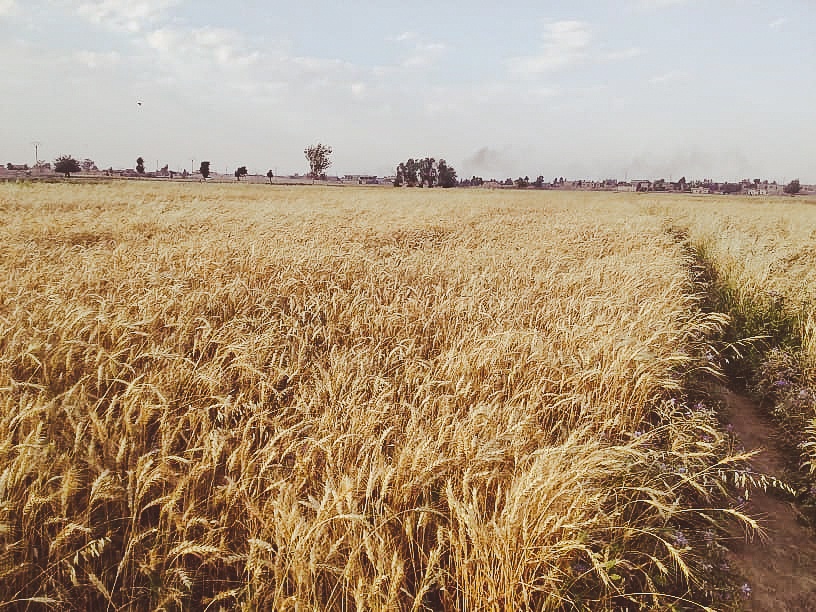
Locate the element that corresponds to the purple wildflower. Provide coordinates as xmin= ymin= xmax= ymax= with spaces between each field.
xmin=573 ymin=561 xmax=590 ymax=574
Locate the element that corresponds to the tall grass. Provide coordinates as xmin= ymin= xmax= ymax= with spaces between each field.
xmin=657 ymin=195 xmax=816 ymax=518
xmin=0 ymin=184 xmax=753 ymax=609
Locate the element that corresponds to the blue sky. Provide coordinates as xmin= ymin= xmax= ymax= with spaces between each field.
xmin=1 ymin=0 xmax=814 ymax=181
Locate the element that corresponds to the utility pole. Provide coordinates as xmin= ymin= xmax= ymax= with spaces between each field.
xmin=31 ymin=141 xmax=42 ymax=166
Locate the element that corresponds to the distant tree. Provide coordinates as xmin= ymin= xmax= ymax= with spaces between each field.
xmin=394 ymin=159 xmax=419 ymax=187
xmin=234 ymin=166 xmax=248 ymax=181
xmin=653 ymin=178 xmax=666 ymax=191
xmin=5 ymin=163 xmax=12 ymax=170
xmin=199 ymin=161 xmax=211 ymax=179
xmin=437 ymin=159 xmax=457 ymax=188
xmin=419 ymin=157 xmax=437 ymax=187
xmin=304 ymin=143 xmax=333 ymax=180
xmin=784 ymin=179 xmax=801 ymax=195
xmin=81 ymin=158 xmax=98 ymax=172
xmin=136 ymin=157 xmax=145 ymax=174
xmin=504 ymin=178 xmax=513 ymax=186
xmin=515 ymin=176 xmax=529 ymax=189
xmin=678 ymin=176 xmax=687 ymax=191
xmin=404 ymin=159 xmax=419 ymax=186
xmin=54 ymin=155 xmax=81 ymax=177
xmin=266 ymin=169 xmax=274 ymax=184
xmin=470 ymin=175 xmax=484 ymax=187
xmin=534 ymin=175 xmax=545 ymax=188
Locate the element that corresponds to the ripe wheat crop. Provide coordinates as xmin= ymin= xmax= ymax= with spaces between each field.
xmin=0 ymin=183 xmax=757 ymax=609
xmin=658 ymin=195 xmax=816 ymax=492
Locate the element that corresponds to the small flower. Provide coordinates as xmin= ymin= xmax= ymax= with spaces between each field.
xmin=774 ymin=380 xmax=790 ymax=387
xmin=740 ymin=582 xmax=752 ymax=598
xmin=703 ymin=530 xmax=715 ymax=545
xmin=726 ymin=423 xmax=734 ymax=432
xmin=634 ymin=430 xmax=643 ymax=438
xmin=674 ymin=531 xmax=689 ymax=548
xmin=678 ymin=467 xmax=687 ymax=474
xmin=572 ymin=561 xmax=589 ymax=574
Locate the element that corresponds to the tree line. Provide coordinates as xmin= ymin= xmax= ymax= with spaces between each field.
xmin=39 ymin=152 xmax=806 ymax=196
xmin=393 ymin=157 xmax=457 ymax=188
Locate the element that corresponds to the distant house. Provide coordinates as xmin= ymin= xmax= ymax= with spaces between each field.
xmin=616 ymin=182 xmax=634 ymax=192
xmin=691 ymin=187 xmax=711 ymax=195
xmin=632 ymin=180 xmax=651 ymax=192
xmin=343 ymin=174 xmax=379 ymax=185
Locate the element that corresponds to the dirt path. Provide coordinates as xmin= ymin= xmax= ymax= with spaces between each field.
xmin=722 ymin=389 xmax=816 ymax=610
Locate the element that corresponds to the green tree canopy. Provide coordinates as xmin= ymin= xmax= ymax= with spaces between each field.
xmin=54 ymin=155 xmax=81 ymax=177
xmin=304 ymin=143 xmax=333 ymax=180
xmin=784 ymin=179 xmax=801 ymax=195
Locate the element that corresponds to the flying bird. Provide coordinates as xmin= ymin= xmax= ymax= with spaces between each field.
xmin=137 ymin=101 xmax=142 ymax=106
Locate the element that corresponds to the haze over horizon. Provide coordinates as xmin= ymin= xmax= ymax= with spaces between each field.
xmin=1 ymin=0 xmax=814 ymax=183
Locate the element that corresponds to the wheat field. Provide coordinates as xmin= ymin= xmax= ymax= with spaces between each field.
xmin=658 ymin=196 xmax=816 ymax=487
xmin=0 ymin=183 xmax=775 ymax=609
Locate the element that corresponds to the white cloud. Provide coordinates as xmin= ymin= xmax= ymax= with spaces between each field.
xmin=509 ymin=21 xmax=593 ymax=76
xmin=635 ymin=0 xmax=689 ymax=8
xmin=402 ymin=42 xmax=446 ymax=68
xmin=73 ymin=49 xmax=121 ymax=68
xmin=769 ymin=17 xmax=787 ymax=30
xmin=389 ymin=31 xmax=417 ymax=42
xmin=146 ymin=27 xmax=259 ymax=69
xmin=649 ymin=70 xmax=688 ymax=84
xmin=0 ymin=0 xmax=17 ymax=17
xmin=75 ymin=0 xmax=179 ymax=32
xmin=388 ymin=32 xmax=447 ymax=69
xmin=604 ymin=46 xmax=644 ymax=61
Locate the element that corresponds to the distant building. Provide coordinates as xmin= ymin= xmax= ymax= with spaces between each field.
xmin=343 ymin=174 xmax=379 ymax=184
xmin=691 ymin=187 xmax=711 ymax=195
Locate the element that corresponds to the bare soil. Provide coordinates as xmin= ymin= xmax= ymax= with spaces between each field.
xmin=722 ymin=389 xmax=816 ymax=610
